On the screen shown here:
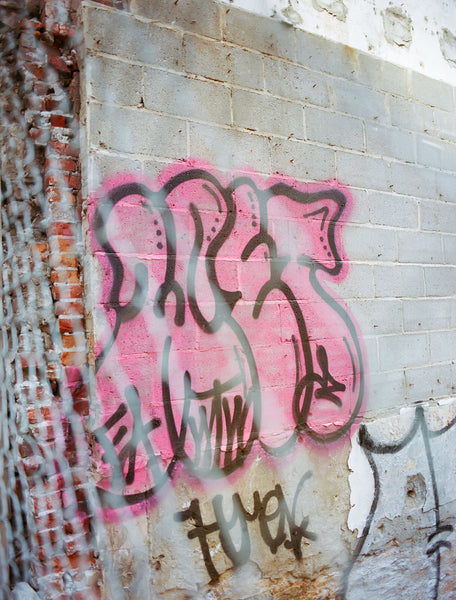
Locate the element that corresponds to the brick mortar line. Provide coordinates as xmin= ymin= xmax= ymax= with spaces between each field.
xmin=85 ymin=0 xmax=456 ymax=107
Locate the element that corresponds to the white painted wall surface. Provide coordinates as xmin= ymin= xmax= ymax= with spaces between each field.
xmin=219 ymin=0 xmax=456 ymax=85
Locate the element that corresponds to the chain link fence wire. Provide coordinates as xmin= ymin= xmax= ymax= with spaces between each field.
xmin=0 ymin=3 xmax=100 ymax=598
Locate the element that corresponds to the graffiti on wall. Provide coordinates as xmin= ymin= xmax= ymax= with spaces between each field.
xmin=89 ymin=162 xmax=366 ymax=514
xmin=175 ymin=471 xmax=315 ymax=579
xmin=344 ymin=404 xmax=456 ymax=599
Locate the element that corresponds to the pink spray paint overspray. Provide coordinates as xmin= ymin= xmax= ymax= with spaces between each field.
xmin=88 ymin=162 xmax=367 ymax=512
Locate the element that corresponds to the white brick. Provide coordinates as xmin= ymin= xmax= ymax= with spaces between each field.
xmin=270 ymin=138 xmax=336 ymax=182
xmin=337 ymin=152 xmax=391 ymax=192
xmin=403 ymin=298 xmax=453 ymax=332
xmin=346 ymin=299 xmax=402 ymax=335
xmin=389 ymin=95 xmax=434 ymax=134
xmin=366 ymin=370 xmax=405 ymax=413
xmin=144 ymin=69 xmax=231 ymax=125
xmin=425 ymin=266 xmax=456 ymax=296
xmin=368 ymin=192 xmax=418 ymax=228
xmin=232 ymin=89 xmax=304 ymax=138
xmin=329 ymin=264 xmax=374 ymax=299
xmin=86 ymin=55 xmax=143 ymax=106
xmin=347 ymin=189 xmax=369 ymax=224
xmin=89 ymin=104 xmax=186 ymax=158
xmin=357 ymin=53 xmax=410 ymax=97
xmin=378 ymin=333 xmax=429 ymax=370
xmin=306 ymin=107 xmax=364 ymax=151
xmin=84 ymin=5 xmax=183 ymax=69
xmin=224 ymin=6 xmax=295 ymax=60
xmin=421 ymin=200 xmax=456 ymax=233
xmin=184 ymin=34 xmax=264 ymax=90
xmin=374 ymin=265 xmax=424 ymax=298
xmin=343 ymin=225 xmax=397 ymax=262
xmin=264 ymin=58 xmax=330 ymax=107
xmin=429 ymin=330 xmax=456 ymax=363
xmin=189 ymin=122 xmax=269 ymax=172
xmin=416 ymin=135 xmax=456 ymax=171
xmin=443 ymin=235 xmax=456 ymax=264
xmin=365 ymin=123 xmax=415 ymax=163
xmin=405 ymin=364 xmax=453 ymax=402
xmin=397 ymin=231 xmax=444 ymax=264
xmin=131 ymin=0 xmax=222 ymax=39
xmin=330 ymin=78 xmax=388 ymax=123
xmin=411 ymin=71 xmax=455 ymax=111
xmin=390 ymin=163 xmax=437 ymax=199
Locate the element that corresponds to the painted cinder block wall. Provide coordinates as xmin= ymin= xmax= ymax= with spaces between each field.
xmin=80 ymin=0 xmax=456 ymax=598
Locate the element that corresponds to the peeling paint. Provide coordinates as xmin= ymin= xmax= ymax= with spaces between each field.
xmin=312 ymin=0 xmax=347 ymax=22
xmin=439 ymin=27 xmax=456 ymax=67
xmin=382 ymin=6 xmax=413 ymax=48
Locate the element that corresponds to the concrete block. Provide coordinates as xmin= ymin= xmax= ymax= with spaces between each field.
xmin=330 ymin=78 xmax=388 ymax=123
xmin=421 ymin=200 xmax=456 ymax=233
xmin=223 ymin=5 xmax=295 ymax=60
xmin=142 ymin=159 xmax=173 ymax=180
xmin=89 ymin=103 xmax=186 ymax=158
xmin=378 ymin=333 xmax=429 ymax=371
xmin=432 ymin=108 xmax=456 ymax=143
xmin=86 ymin=55 xmax=143 ymax=106
xmin=331 ymin=264 xmax=374 ymax=299
xmin=389 ymin=95 xmax=434 ymax=134
xmin=232 ymin=89 xmax=304 ymax=138
xmin=365 ymin=123 xmax=415 ymax=163
xmin=363 ymin=335 xmax=380 ymax=373
xmin=437 ymin=172 xmax=456 ymax=203
xmin=343 ymin=225 xmax=397 ymax=262
xmin=337 ymin=152 xmax=391 ymax=192
xmin=131 ymin=0 xmax=222 ymax=39
xmin=366 ymin=370 xmax=405 ymax=413
xmin=374 ymin=265 xmax=424 ymax=298
xmin=403 ymin=298 xmax=453 ymax=332
xmin=411 ymin=71 xmax=455 ymax=111
xmin=405 ymin=363 xmax=453 ymax=402
xmin=357 ymin=53 xmax=410 ymax=97
xmin=368 ymin=192 xmax=418 ymax=229
xmin=144 ymin=68 xmax=231 ymax=125
xmin=84 ymin=5 xmax=183 ymax=69
xmin=306 ymin=107 xmax=364 ymax=151
xmin=346 ymin=298 xmax=402 ymax=335
xmin=443 ymin=234 xmax=456 ymax=264
xmin=347 ymin=189 xmax=369 ymax=224
xmin=429 ymin=330 xmax=456 ymax=363
xmin=425 ymin=266 xmax=456 ymax=296
xmin=296 ymin=29 xmax=358 ymax=80
xmin=189 ymin=122 xmax=269 ymax=172
xmin=88 ymin=151 xmax=142 ymax=190
xmin=416 ymin=135 xmax=456 ymax=171
xmin=397 ymin=230 xmax=444 ymax=264
xmin=184 ymin=34 xmax=263 ymax=90
xmin=270 ymin=138 xmax=336 ymax=182
xmin=264 ymin=58 xmax=330 ymax=107
xmin=390 ymin=163 xmax=437 ymax=199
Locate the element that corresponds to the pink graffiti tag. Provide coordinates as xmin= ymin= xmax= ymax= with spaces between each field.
xmin=89 ymin=163 xmax=366 ymax=510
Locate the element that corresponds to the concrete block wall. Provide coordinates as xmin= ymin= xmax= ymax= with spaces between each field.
xmin=81 ymin=1 xmax=456 ymax=598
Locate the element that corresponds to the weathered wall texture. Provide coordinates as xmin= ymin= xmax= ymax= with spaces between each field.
xmin=80 ymin=1 xmax=456 ymax=598
xmin=219 ymin=0 xmax=456 ymax=86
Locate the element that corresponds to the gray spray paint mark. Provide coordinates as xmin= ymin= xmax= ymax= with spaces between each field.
xmin=382 ymin=6 xmax=412 ymax=48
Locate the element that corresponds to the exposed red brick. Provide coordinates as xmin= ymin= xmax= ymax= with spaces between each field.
xmin=51 ymin=269 xmax=80 ymax=284
xmin=61 ymin=352 xmax=87 ymax=367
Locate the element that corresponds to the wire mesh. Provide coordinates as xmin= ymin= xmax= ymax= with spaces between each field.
xmin=0 ymin=3 xmax=99 ymax=598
